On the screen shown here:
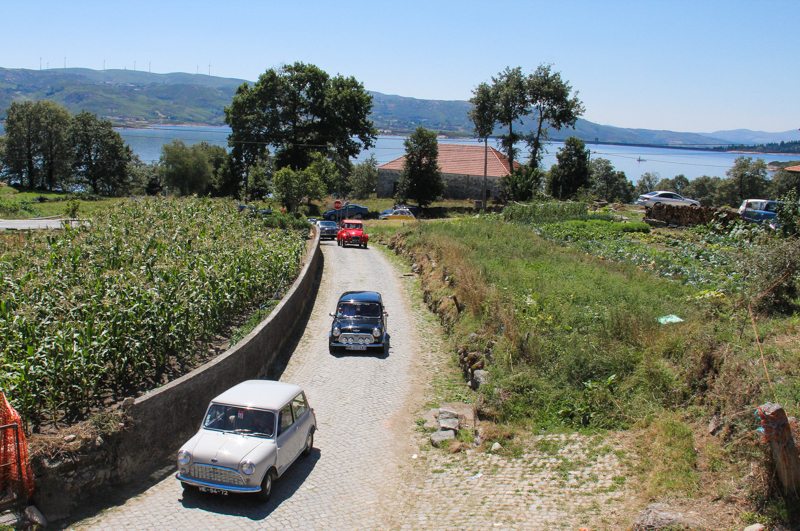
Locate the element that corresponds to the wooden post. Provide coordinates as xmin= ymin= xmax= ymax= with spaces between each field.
xmin=757 ymin=402 xmax=800 ymax=497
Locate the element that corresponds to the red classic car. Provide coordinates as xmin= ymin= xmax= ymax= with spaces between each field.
xmin=337 ymin=219 xmax=369 ymax=248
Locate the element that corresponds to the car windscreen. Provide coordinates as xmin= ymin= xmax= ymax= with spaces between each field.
xmin=344 ymin=223 xmax=362 ymax=229
xmin=204 ymin=404 xmax=275 ymax=437
xmin=336 ymin=302 xmax=382 ymax=318
xmin=319 ymin=221 xmax=337 ymax=227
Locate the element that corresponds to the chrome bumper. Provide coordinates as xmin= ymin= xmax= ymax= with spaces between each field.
xmin=176 ymin=472 xmax=262 ymax=493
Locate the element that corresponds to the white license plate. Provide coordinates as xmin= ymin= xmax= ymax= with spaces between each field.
xmin=346 ymin=345 xmax=367 ymax=350
xmin=199 ymin=487 xmax=229 ymax=495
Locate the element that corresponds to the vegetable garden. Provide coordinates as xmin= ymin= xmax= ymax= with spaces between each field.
xmin=0 ymin=197 xmax=307 ymax=430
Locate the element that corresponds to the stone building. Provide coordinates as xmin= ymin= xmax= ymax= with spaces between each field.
xmin=376 ymin=144 xmax=519 ymax=200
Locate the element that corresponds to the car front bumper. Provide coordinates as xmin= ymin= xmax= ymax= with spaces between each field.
xmin=176 ymin=471 xmax=262 ymax=493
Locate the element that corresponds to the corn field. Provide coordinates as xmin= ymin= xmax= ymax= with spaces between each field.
xmin=0 ymin=197 xmax=306 ymax=428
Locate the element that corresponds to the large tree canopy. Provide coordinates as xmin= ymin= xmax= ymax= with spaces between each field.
xmin=224 ymin=62 xmax=377 ymax=183
xmin=72 ymin=111 xmax=132 ymax=196
xmin=546 ymin=136 xmax=590 ymax=199
xmin=524 ymin=64 xmax=585 ymax=170
xmin=396 ymin=126 xmax=445 ymax=208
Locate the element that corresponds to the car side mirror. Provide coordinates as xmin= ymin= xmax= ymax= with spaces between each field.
xmin=329 ymin=312 xmax=335 ymax=317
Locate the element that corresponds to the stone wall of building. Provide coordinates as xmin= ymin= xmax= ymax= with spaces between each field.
xmin=377 ymin=169 xmax=502 ymax=200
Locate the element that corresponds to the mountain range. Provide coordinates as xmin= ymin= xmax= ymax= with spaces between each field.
xmin=1 ymin=67 xmax=797 ymax=148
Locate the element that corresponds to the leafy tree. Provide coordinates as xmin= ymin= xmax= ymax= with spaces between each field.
xmin=349 ymin=154 xmax=378 ymax=200
xmin=273 ymin=165 xmax=325 ymax=212
xmin=726 ymin=156 xmax=769 ymax=204
xmin=491 ymin=67 xmax=528 ymax=172
xmin=546 ymin=137 xmax=590 ymax=199
xmin=672 ymin=174 xmax=689 ymax=194
xmin=4 ymin=100 xmax=73 ymax=190
xmin=225 ymin=62 xmax=376 ymax=197
xmin=72 ymin=111 xmax=132 ymax=196
xmin=468 ymin=81 xmax=499 ymax=211
xmin=307 ymin=152 xmax=340 ymax=199
xmin=127 ymin=155 xmax=159 ymax=196
xmin=38 ymin=101 xmax=73 ymax=191
xmin=159 ymin=140 xmax=212 ymax=196
xmin=396 ymin=126 xmax=444 ymax=208
xmin=0 ymin=135 xmax=6 ymax=177
xmin=683 ymin=175 xmax=721 ymax=207
xmin=771 ymin=168 xmax=800 ymax=198
xmin=635 ymin=172 xmax=660 ymax=195
xmin=590 ymin=158 xmax=634 ymax=203
xmin=523 ymin=64 xmax=585 ymax=170
xmin=500 ymin=165 xmax=544 ymax=202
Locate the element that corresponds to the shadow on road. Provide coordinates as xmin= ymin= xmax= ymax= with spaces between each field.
xmin=261 ymin=250 xmax=324 ymax=381
xmin=179 ymin=449 xmax=321 ymax=520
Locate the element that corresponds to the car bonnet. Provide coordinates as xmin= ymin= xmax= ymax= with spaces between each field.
xmin=189 ymin=429 xmax=274 ymax=469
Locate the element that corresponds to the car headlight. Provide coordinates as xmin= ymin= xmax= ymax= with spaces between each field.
xmin=241 ymin=461 xmax=256 ymax=475
xmin=333 ymin=326 xmax=341 ymax=337
xmin=372 ymin=327 xmax=381 ymax=338
xmin=177 ymin=450 xmax=192 ymax=466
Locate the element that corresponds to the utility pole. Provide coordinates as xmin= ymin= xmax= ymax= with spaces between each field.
xmin=134 ymin=61 xmax=136 ymax=71
xmin=149 ymin=62 xmax=151 ymax=73
xmin=208 ymin=63 xmax=211 ymax=76
xmin=39 ymin=57 xmax=41 ymax=70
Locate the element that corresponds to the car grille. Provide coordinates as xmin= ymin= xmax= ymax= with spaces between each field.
xmin=351 ymin=236 xmax=361 ymax=243
xmin=187 ymin=464 xmax=245 ymax=486
xmin=339 ymin=333 xmax=374 ymax=345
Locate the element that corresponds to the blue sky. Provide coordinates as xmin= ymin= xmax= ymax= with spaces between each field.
xmin=2 ymin=0 xmax=798 ymax=133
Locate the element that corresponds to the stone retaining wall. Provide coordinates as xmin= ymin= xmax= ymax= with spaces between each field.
xmin=32 ymin=226 xmax=321 ymax=520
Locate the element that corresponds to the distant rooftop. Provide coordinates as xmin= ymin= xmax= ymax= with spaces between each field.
xmin=786 ymin=164 xmax=800 ymax=173
xmin=378 ymin=144 xmax=519 ymax=177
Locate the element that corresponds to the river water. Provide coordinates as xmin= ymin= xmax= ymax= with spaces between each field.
xmin=2 ymin=123 xmax=797 ymax=182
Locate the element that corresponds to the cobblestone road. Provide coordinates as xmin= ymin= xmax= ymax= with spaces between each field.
xmin=71 ymin=239 xmax=638 ymax=530
xmin=73 ymin=239 xmax=430 ymax=530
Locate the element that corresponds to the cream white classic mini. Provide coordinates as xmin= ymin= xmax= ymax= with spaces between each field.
xmin=176 ymin=380 xmax=317 ymax=501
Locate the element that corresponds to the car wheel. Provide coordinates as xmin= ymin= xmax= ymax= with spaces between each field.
xmin=302 ymin=429 xmax=314 ymax=457
xmin=256 ymin=470 xmax=274 ymax=503
xmin=653 ymin=202 xmax=661 ymax=207
xmin=329 ymin=344 xmax=338 ymax=354
xmin=181 ymin=481 xmax=196 ymax=492
xmin=356 ymin=213 xmax=362 ymax=219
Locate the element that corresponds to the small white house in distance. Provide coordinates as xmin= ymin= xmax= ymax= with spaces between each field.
xmin=376 ymin=144 xmax=519 ymax=200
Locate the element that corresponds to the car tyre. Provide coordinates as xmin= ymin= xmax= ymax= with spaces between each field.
xmin=356 ymin=213 xmax=362 ymax=219
xmin=256 ymin=470 xmax=274 ymax=503
xmin=302 ymin=429 xmax=314 ymax=457
xmin=329 ymin=344 xmax=338 ymax=354
xmin=181 ymin=481 xmax=196 ymax=492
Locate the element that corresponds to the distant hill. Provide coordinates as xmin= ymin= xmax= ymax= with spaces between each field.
xmin=0 ymin=67 xmax=792 ymax=148
xmin=700 ymin=129 xmax=800 ymax=145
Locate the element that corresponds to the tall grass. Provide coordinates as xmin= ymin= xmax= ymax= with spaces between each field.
xmin=0 ymin=197 xmax=306 ymax=428
xmin=503 ymin=201 xmax=617 ymax=224
xmin=390 ymin=218 xmax=774 ymax=431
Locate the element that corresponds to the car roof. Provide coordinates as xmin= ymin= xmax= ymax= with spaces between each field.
xmin=342 ymin=219 xmax=363 ymax=223
xmin=210 ymin=380 xmax=302 ymax=410
xmin=338 ymin=291 xmax=382 ymax=303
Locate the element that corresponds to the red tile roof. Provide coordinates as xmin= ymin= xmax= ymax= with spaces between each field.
xmin=786 ymin=165 xmax=800 ymax=173
xmin=378 ymin=144 xmax=519 ymax=177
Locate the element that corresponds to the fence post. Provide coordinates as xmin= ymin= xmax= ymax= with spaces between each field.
xmin=758 ymin=402 xmax=800 ymax=496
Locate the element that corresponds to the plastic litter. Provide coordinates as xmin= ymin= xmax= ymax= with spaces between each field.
xmin=657 ymin=314 xmax=684 ymax=324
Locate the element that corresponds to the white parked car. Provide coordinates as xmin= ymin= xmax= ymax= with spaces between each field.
xmin=635 ymin=191 xmax=700 ymax=208
xmin=176 ymin=380 xmax=316 ymax=501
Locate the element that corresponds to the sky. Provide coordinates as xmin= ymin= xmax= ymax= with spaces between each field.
xmin=2 ymin=0 xmax=798 ymax=134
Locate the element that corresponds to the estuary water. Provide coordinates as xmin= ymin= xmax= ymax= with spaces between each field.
xmin=2 ymin=123 xmax=797 ymax=182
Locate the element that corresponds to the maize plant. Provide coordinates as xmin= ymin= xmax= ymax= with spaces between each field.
xmin=0 ymin=197 xmax=306 ymax=430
